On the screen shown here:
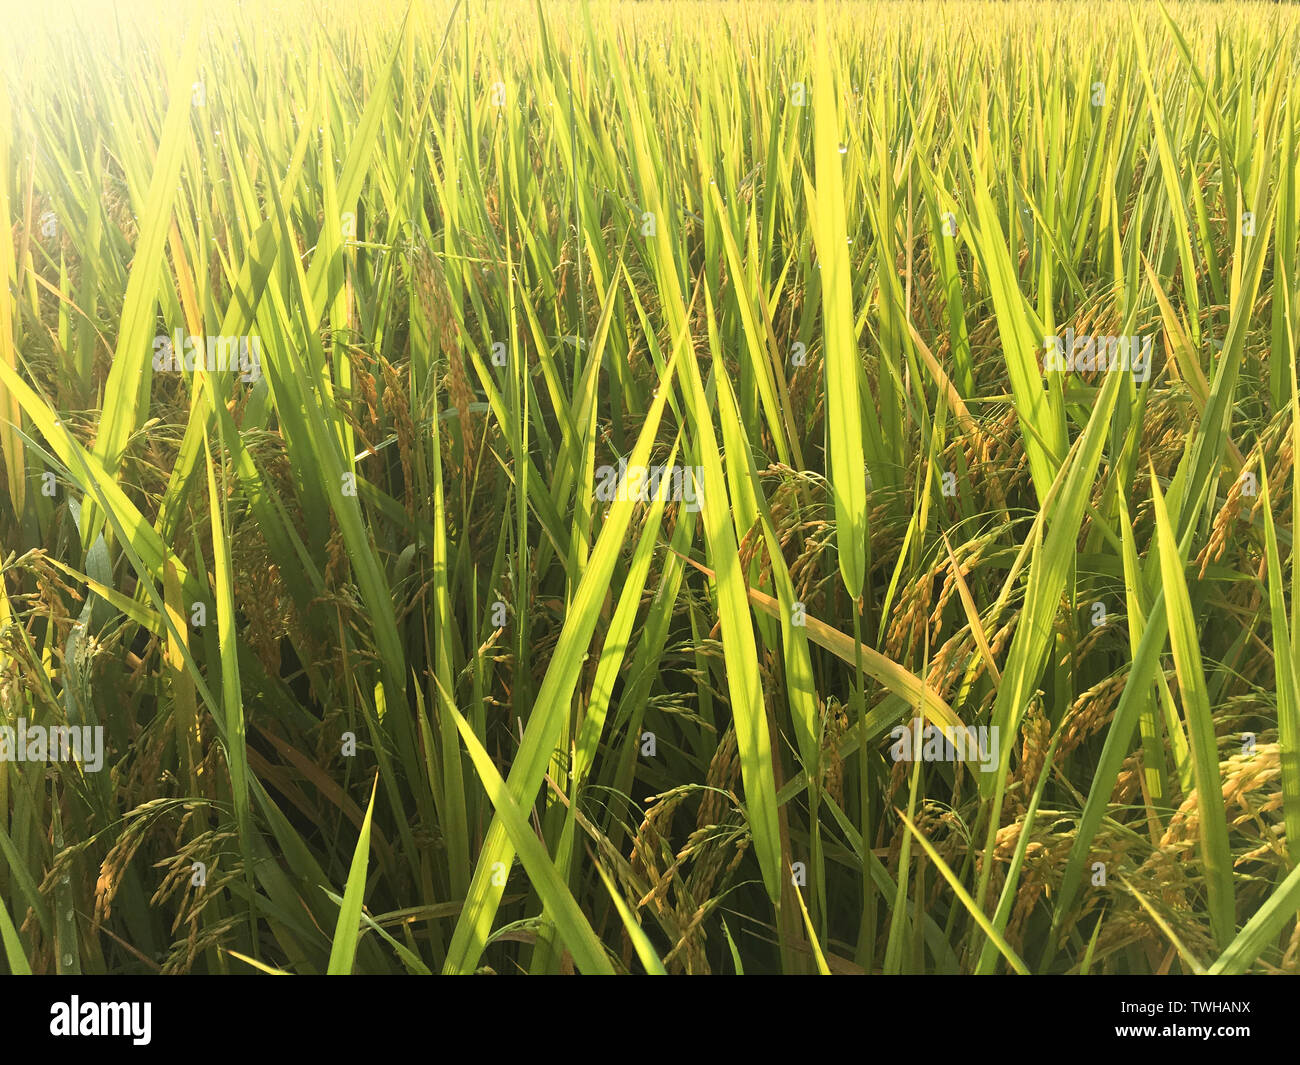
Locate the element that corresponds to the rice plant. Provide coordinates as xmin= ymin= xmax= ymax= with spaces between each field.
xmin=0 ymin=0 xmax=1298 ymax=975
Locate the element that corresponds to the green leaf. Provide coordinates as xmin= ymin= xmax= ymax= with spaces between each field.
xmin=1149 ymin=466 xmax=1235 ymax=950
xmin=328 ymin=776 xmax=379 ymax=975
xmin=444 ymin=695 xmax=614 ymax=975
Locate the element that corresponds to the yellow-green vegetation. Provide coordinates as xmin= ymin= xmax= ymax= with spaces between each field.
xmin=0 ymin=0 xmax=1298 ymax=974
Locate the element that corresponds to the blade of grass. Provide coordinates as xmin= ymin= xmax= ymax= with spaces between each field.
xmin=327 ymin=776 xmax=379 ymax=975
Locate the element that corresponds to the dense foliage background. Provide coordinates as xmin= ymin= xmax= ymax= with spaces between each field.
xmin=0 ymin=0 xmax=1298 ymax=974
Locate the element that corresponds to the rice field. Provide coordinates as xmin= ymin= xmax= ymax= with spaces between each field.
xmin=0 ymin=0 xmax=1298 ymax=975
